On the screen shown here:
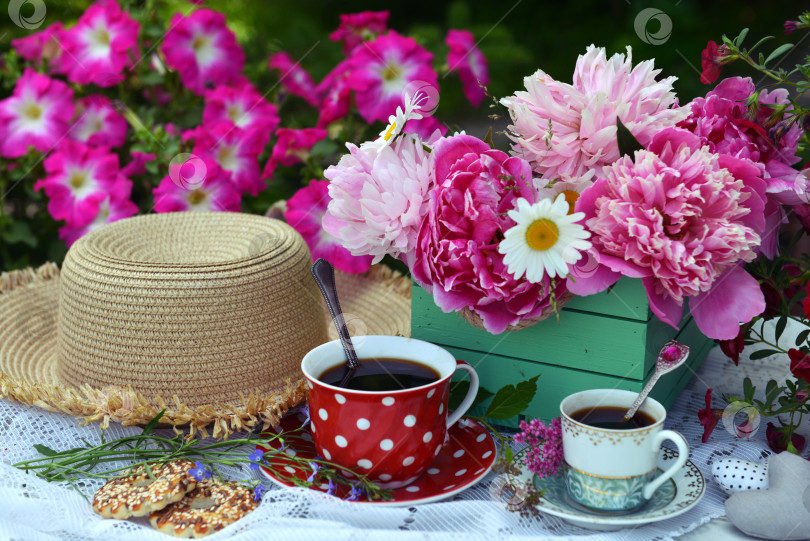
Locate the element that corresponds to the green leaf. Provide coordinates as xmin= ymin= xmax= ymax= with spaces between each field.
xmin=795 ymin=329 xmax=810 ymax=346
xmin=743 ymin=377 xmax=755 ymax=402
xmin=765 ymin=43 xmax=793 ymax=65
xmin=448 ymin=381 xmax=494 ymax=411
xmin=34 ymin=444 xmax=58 ymax=457
xmin=502 ymin=445 xmax=514 ymax=464
xmin=616 ymin=117 xmax=644 ymax=158
xmin=775 ymin=316 xmax=788 ymax=343
xmin=735 ymin=28 xmax=749 ymax=47
xmin=141 ymin=409 xmax=166 ymax=436
xmin=748 ymin=349 xmax=780 ymax=360
xmin=748 ymin=35 xmax=775 ymax=53
xmin=765 ymin=379 xmax=782 ymax=405
xmin=484 ymin=375 xmax=540 ymax=420
xmin=483 ymin=127 xmax=495 ymax=149
xmin=2 ymin=221 xmax=37 ymax=248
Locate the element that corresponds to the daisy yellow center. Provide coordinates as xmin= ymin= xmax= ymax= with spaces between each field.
xmin=561 ymin=190 xmax=579 ymax=215
xmin=188 ymin=189 xmax=207 ymax=205
xmin=382 ymin=63 xmax=401 ymax=81
xmin=383 ymin=121 xmax=397 ymax=141
xmin=23 ymin=102 xmax=42 ymax=121
xmin=69 ymin=172 xmax=87 ymax=189
xmin=525 ymin=219 xmax=559 ymax=251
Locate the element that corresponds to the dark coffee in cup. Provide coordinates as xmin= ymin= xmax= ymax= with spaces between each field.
xmin=318 ymin=357 xmax=440 ymax=391
xmin=570 ymin=405 xmax=656 ymax=430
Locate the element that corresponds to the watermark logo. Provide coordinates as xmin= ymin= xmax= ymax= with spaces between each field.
xmin=8 ymin=0 xmax=46 ymax=30
xmin=169 ymin=153 xmax=207 ymax=190
xmin=331 ymin=313 xmax=369 ymax=349
xmin=403 ymin=80 xmax=440 ymax=117
xmin=489 ymin=474 xmax=529 ymax=511
xmin=634 ymin=8 xmax=672 ymax=46
xmin=568 ymin=246 xmax=601 ymax=279
xmin=723 ymin=400 xmax=761 ymax=439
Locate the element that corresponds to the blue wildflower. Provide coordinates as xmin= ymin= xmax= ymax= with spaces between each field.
xmin=253 ymin=482 xmax=267 ymax=502
xmin=326 ymin=479 xmax=338 ymax=496
xmin=248 ymin=449 xmax=264 ymax=470
xmin=189 ymin=461 xmax=212 ymax=481
xmin=300 ymin=404 xmax=311 ymax=427
xmin=306 ymin=461 xmax=320 ymax=483
xmin=346 ymin=485 xmax=364 ymax=501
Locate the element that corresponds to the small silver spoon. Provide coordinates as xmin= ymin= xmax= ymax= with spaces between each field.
xmin=623 ymin=340 xmax=690 ymax=422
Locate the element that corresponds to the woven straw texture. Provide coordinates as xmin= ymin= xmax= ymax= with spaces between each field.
xmin=0 ymin=213 xmax=411 ymax=438
xmin=459 ymin=291 xmax=574 ymax=332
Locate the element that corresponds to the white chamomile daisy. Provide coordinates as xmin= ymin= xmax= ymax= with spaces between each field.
xmin=376 ymin=91 xmax=425 ymax=153
xmin=534 ymin=171 xmax=596 ymax=215
xmin=498 ymin=194 xmax=592 ymax=282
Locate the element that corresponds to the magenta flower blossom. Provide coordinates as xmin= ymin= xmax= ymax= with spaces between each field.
xmin=446 ymin=29 xmax=489 ymax=107
xmin=286 ymin=180 xmax=372 ymax=274
xmin=324 ymin=135 xmax=434 ymax=265
xmin=501 ymin=45 xmax=686 ymax=182
xmin=345 ymin=31 xmax=438 ymax=124
xmin=268 ymin=52 xmax=320 ymax=106
xmin=514 ymin=417 xmax=563 ymax=479
xmin=203 ymin=82 xmax=280 ymax=135
xmin=572 ymin=127 xmax=767 ymax=340
xmin=59 ymin=0 xmax=139 ymax=87
xmin=69 ymin=95 xmax=127 ymax=148
xmin=11 ymin=22 xmax=66 ymax=71
xmin=412 ymin=134 xmax=568 ymax=334
xmin=161 ymin=8 xmax=245 ymax=95
xmin=263 ymin=128 xmax=327 ymax=179
xmin=59 ymin=177 xmax=137 ymax=246
xmin=329 ymin=11 xmax=389 ymax=54
xmin=153 ymin=158 xmax=241 ymax=212
xmin=316 ymin=60 xmax=353 ymax=128
xmin=120 ymin=151 xmax=155 ymax=177
xmin=0 ymin=69 xmax=74 ymax=158
xmin=403 ymin=115 xmax=447 ymax=140
xmin=189 ymin=124 xmax=269 ymax=196
xmin=34 ymin=140 xmax=119 ymax=224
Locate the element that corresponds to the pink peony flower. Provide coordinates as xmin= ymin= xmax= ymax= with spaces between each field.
xmin=161 ymin=8 xmax=245 ymax=95
xmin=189 ymin=124 xmax=269 ymax=196
xmin=329 ymin=11 xmax=389 ymax=55
xmin=0 ymin=69 xmax=74 ymax=158
xmin=572 ymin=127 xmax=767 ymax=340
xmin=344 ymin=31 xmax=438 ymax=124
xmin=501 ymin=45 xmax=686 ymax=182
xmin=153 ymin=158 xmax=241 ymax=212
xmin=403 ymin=115 xmax=448 ymax=140
xmin=263 ymin=128 xmax=327 ymax=179
xmin=69 ymin=95 xmax=127 ymax=148
xmin=34 ymin=140 xmax=119 ymax=224
xmin=412 ymin=134 xmax=567 ymax=334
xmin=446 ymin=29 xmax=489 ymax=107
xmin=268 ymin=52 xmax=320 ymax=106
xmin=316 ymin=60 xmax=353 ymax=128
xmin=286 ymin=180 xmax=372 ymax=274
xmin=11 ymin=22 xmax=66 ymax=71
xmin=59 ymin=177 xmax=137 ymax=246
xmin=324 ymin=134 xmax=434 ymax=265
xmin=203 ymin=82 xmax=280 ymax=135
xmin=59 ymin=0 xmax=139 ymax=87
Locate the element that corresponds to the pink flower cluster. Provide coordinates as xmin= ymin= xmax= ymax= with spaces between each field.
xmin=514 ymin=417 xmax=563 ymax=479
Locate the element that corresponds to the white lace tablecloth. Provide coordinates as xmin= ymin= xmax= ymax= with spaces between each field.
xmin=1 ymin=322 xmax=806 ymax=541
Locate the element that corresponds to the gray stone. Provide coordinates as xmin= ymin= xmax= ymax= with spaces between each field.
xmin=725 ymin=452 xmax=810 ymax=540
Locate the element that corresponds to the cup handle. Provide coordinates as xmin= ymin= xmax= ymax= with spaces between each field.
xmin=642 ymin=429 xmax=689 ymax=499
xmin=446 ymin=361 xmax=479 ymax=429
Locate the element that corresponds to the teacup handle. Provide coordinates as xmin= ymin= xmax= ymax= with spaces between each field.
xmin=642 ymin=429 xmax=689 ymax=499
xmin=446 ymin=361 xmax=479 ymax=429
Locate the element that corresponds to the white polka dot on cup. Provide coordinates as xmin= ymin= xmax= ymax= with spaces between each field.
xmin=423 ymin=432 xmax=432 ymax=443
xmin=455 ymin=469 xmax=467 ymax=476
xmin=443 ymin=485 xmax=455 ymax=491
xmin=311 ymin=423 xmax=316 ymax=433
xmin=382 ymin=397 xmax=395 ymax=406
xmin=434 ymin=444 xmax=442 ymax=455
xmin=356 ymin=418 xmax=370 ymax=430
xmin=284 ymin=466 xmax=296 ymax=474
xmin=334 ymin=394 xmax=346 ymax=404
xmin=427 ymin=468 xmax=440 ymax=475
xmin=323 ymin=449 xmax=332 ymax=460
xmin=285 ymin=448 xmax=297 ymax=457
xmin=482 ymin=451 xmax=492 ymax=459
xmin=318 ymin=408 xmax=328 ymax=420
xmin=335 ymin=435 xmax=348 ymax=447
xmin=403 ymin=456 xmax=415 ymax=466
xmin=379 ymin=474 xmax=392 ymax=481
xmin=357 ymin=459 xmax=372 ymax=469
xmin=427 ymin=389 xmax=435 ymax=398
xmin=406 ymin=486 xmax=420 ymax=492
xmin=404 ymin=415 xmax=416 ymax=427
xmin=476 ymin=434 xmax=486 ymax=442
xmin=453 ymin=450 xmax=465 ymax=458
xmin=306 ymin=381 xmax=313 ymax=389
xmin=380 ymin=439 xmax=393 ymax=451
xmin=439 ymin=404 xmax=443 ymax=414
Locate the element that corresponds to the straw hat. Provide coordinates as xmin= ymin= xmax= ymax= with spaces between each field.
xmin=0 ymin=212 xmax=411 ymax=438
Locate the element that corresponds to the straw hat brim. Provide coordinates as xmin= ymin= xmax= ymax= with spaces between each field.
xmin=0 ymin=263 xmax=411 ymax=438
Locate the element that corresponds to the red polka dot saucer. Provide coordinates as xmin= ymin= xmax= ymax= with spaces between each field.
xmin=257 ymin=411 xmax=497 ymax=506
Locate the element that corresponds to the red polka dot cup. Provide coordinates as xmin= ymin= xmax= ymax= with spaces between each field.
xmin=301 ymin=336 xmax=479 ymax=489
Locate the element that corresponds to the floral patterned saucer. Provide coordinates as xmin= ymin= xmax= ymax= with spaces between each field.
xmin=514 ymin=447 xmax=705 ymax=530
xmin=258 ymin=415 xmax=497 ymax=507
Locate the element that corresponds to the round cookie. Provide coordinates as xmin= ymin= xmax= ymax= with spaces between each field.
xmin=93 ymin=460 xmax=198 ymax=519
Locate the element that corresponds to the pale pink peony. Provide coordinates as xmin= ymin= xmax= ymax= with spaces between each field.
xmin=316 ymin=60 xmax=353 ymax=128
xmin=263 ymin=128 xmax=327 ymax=179
xmin=0 ymin=69 xmax=74 ymax=158
xmin=189 ymin=124 xmax=269 ymax=196
xmin=446 ymin=29 xmax=489 ymax=107
xmin=572 ymin=127 xmax=767 ymax=339
xmin=268 ymin=52 xmax=320 ymax=106
xmin=34 ymin=140 xmax=119 ymax=224
xmin=324 ymin=134 xmax=434 ymax=265
xmin=286 ymin=180 xmax=372 ymax=274
xmin=153 ymin=158 xmax=241 ymax=212
xmin=203 ymin=82 xmax=280 ymax=135
xmin=59 ymin=176 xmax=137 ymax=246
xmin=501 ymin=45 xmax=686 ymax=182
xmin=69 ymin=95 xmax=127 ymax=148
xmin=329 ymin=11 xmax=389 ymax=54
xmin=11 ymin=22 xmax=66 ymax=71
xmin=161 ymin=8 xmax=245 ymax=95
xmin=345 ymin=31 xmax=438 ymax=124
xmin=60 ymin=0 xmax=140 ymax=87
xmin=412 ymin=134 xmax=567 ymax=334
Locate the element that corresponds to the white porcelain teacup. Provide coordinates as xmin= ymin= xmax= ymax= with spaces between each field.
xmin=560 ymin=389 xmax=688 ymax=513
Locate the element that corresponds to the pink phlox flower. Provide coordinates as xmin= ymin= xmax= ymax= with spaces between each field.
xmin=316 ymin=59 xmax=354 ymax=128
xmin=0 ymin=69 xmax=74 ymax=158
xmin=446 ymin=29 xmax=489 ymax=107
xmin=285 ymin=180 xmax=373 ymax=274
xmin=161 ymin=8 xmax=245 ymax=95
xmin=189 ymin=123 xmax=269 ymax=196
xmin=263 ymin=128 xmax=327 ymax=179
xmin=34 ymin=140 xmax=120 ymax=224
xmin=59 ymin=0 xmax=140 ymax=87
xmin=59 ymin=175 xmax=138 ymax=246
xmin=11 ymin=22 xmax=66 ymax=71
xmin=153 ymin=157 xmax=241 ymax=212
xmin=344 ymin=31 xmax=438 ymax=124
xmin=501 ymin=45 xmax=686 ymax=182
xmin=69 ymin=95 xmax=127 ymax=148
xmin=329 ymin=11 xmax=389 ymax=55
xmin=514 ymin=417 xmax=563 ymax=479
xmin=268 ymin=52 xmax=320 ymax=106
xmin=203 ymin=81 xmax=280 ymax=135
xmin=120 ymin=151 xmax=155 ymax=177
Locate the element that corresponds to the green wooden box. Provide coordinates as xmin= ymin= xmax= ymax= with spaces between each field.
xmin=411 ymin=278 xmax=715 ymax=427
